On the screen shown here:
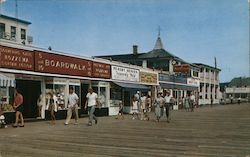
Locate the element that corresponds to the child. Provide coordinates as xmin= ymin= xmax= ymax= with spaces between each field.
xmin=116 ymin=101 xmax=124 ymax=120
xmin=0 ymin=107 xmax=7 ymax=128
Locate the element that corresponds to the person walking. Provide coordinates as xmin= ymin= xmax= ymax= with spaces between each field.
xmin=131 ymin=96 xmax=139 ymax=120
xmin=184 ymin=95 xmax=190 ymax=112
xmin=140 ymin=93 xmax=147 ymax=120
xmin=65 ymin=87 xmax=79 ymax=125
xmin=147 ymin=95 xmax=152 ymax=112
xmin=115 ymin=100 xmax=124 ymax=120
xmin=13 ymin=89 xmax=24 ymax=127
xmin=49 ymin=92 xmax=57 ymax=125
xmin=190 ymin=93 xmax=195 ymax=112
xmin=85 ymin=88 xmax=99 ymax=126
xmin=37 ymin=93 xmax=44 ymax=119
xmin=154 ymin=92 xmax=165 ymax=122
xmin=164 ymin=92 xmax=172 ymax=123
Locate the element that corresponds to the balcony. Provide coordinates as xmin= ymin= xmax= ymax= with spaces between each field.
xmin=0 ymin=32 xmax=16 ymax=41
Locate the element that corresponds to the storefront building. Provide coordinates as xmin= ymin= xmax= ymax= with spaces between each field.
xmin=0 ymin=42 xmax=158 ymax=122
xmin=159 ymin=73 xmax=199 ymax=110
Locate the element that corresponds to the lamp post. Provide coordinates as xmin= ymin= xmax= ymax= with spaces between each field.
xmin=248 ymin=0 xmax=250 ymax=102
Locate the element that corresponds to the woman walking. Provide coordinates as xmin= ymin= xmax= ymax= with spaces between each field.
xmin=49 ymin=92 xmax=57 ymax=125
xmin=131 ymin=96 xmax=139 ymax=120
xmin=154 ymin=92 xmax=165 ymax=122
xmin=184 ymin=94 xmax=190 ymax=112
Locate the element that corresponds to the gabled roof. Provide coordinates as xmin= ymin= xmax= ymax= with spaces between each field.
xmin=0 ymin=14 xmax=31 ymax=25
xmin=96 ymin=53 xmax=145 ymax=61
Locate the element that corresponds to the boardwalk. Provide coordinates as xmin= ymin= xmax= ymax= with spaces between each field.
xmin=0 ymin=104 xmax=250 ymax=157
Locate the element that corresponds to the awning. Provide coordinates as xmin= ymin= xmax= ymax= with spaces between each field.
xmin=113 ymin=82 xmax=150 ymax=90
xmin=0 ymin=73 xmax=15 ymax=87
xmin=160 ymin=83 xmax=198 ymax=91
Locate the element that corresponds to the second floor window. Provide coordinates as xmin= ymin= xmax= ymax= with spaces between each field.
xmin=0 ymin=23 xmax=5 ymax=38
xmin=11 ymin=26 xmax=16 ymax=38
xmin=21 ymin=28 xmax=26 ymax=40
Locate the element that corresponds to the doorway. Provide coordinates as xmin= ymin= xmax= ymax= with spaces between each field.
xmin=16 ymin=80 xmax=41 ymax=118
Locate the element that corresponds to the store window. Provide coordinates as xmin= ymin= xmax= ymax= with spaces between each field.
xmin=110 ymin=86 xmax=122 ymax=107
xmin=0 ymin=87 xmax=14 ymax=112
xmin=45 ymin=84 xmax=66 ymax=110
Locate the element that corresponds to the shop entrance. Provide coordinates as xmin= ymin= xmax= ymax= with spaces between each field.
xmin=16 ymin=80 xmax=41 ymax=118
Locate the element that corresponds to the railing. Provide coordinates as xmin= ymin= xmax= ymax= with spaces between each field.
xmin=0 ymin=32 xmax=16 ymax=41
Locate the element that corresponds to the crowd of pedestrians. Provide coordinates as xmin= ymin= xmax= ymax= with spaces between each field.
xmin=0 ymin=87 xmax=200 ymax=129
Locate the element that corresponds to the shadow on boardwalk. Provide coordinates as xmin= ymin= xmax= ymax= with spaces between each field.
xmin=0 ymin=103 xmax=250 ymax=157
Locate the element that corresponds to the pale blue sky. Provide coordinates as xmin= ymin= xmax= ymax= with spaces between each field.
xmin=1 ymin=0 xmax=249 ymax=82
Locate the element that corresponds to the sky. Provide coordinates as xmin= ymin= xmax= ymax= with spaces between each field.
xmin=1 ymin=0 xmax=249 ymax=82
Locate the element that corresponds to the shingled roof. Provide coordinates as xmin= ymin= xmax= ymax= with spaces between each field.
xmin=229 ymin=77 xmax=250 ymax=87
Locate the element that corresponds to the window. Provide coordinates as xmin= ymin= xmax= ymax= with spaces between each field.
xmin=193 ymin=71 xmax=199 ymax=77
xmin=200 ymin=68 xmax=203 ymax=72
xmin=11 ymin=26 xmax=16 ymax=39
xmin=21 ymin=28 xmax=26 ymax=40
xmin=0 ymin=23 xmax=5 ymax=38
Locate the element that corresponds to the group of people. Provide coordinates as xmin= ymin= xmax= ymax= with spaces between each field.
xmin=130 ymin=91 xmax=173 ymax=123
xmin=4 ymin=87 xmax=197 ymax=128
xmin=183 ymin=93 xmax=196 ymax=112
xmin=131 ymin=91 xmax=151 ymax=121
xmin=8 ymin=87 xmax=100 ymax=128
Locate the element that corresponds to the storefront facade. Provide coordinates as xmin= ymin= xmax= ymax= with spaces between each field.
xmin=159 ymin=73 xmax=199 ymax=110
xmin=0 ymin=42 xmax=158 ymax=122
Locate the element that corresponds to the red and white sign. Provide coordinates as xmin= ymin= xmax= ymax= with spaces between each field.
xmin=0 ymin=45 xmax=34 ymax=71
xmin=173 ymin=64 xmax=190 ymax=73
xmin=92 ymin=62 xmax=111 ymax=79
xmin=35 ymin=51 xmax=92 ymax=77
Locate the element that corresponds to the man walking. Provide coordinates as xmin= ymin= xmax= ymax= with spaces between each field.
xmin=190 ymin=92 xmax=195 ymax=112
xmin=13 ymin=89 xmax=24 ymax=127
xmin=164 ymin=92 xmax=172 ymax=123
xmin=65 ymin=87 xmax=79 ymax=125
xmin=85 ymin=88 xmax=99 ymax=126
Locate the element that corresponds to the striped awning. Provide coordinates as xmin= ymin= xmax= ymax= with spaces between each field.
xmin=0 ymin=73 xmax=15 ymax=87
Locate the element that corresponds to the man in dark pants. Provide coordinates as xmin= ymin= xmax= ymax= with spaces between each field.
xmin=164 ymin=92 xmax=172 ymax=123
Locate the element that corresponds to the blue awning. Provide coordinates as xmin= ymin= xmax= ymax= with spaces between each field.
xmin=160 ymin=83 xmax=198 ymax=91
xmin=113 ymin=82 xmax=150 ymax=90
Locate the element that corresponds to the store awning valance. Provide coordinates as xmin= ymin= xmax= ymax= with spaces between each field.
xmin=160 ymin=83 xmax=198 ymax=91
xmin=0 ymin=73 xmax=15 ymax=87
xmin=113 ymin=82 xmax=150 ymax=90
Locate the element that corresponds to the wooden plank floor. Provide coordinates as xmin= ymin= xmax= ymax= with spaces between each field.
xmin=0 ymin=103 xmax=250 ymax=157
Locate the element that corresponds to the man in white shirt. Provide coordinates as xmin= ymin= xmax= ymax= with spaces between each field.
xmin=65 ymin=87 xmax=79 ymax=125
xmin=190 ymin=93 xmax=195 ymax=112
xmin=164 ymin=92 xmax=172 ymax=123
xmin=85 ymin=88 xmax=99 ymax=126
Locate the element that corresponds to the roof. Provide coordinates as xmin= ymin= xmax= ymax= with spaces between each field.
xmin=154 ymin=36 xmax=164 ymax=50
xmin=0 ymin=14 xmax=31 ymax=25
xmin=96 ymin=53 xmax=145 ymax=61
xmin=193 ymin=63 xmax=221 ymax=71
xmin=228 ymin=77 xmax=250 ymax=87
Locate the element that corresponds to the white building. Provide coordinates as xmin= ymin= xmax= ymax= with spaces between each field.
xmin=224 ymin=77 xmax=250 ymax=103
xmin=194 ymin=63 xmax=221 ymax=105
xmin=0 ymin=14 xmax=33 ymax=45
